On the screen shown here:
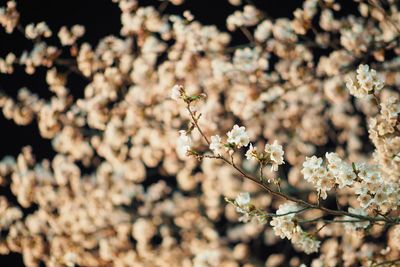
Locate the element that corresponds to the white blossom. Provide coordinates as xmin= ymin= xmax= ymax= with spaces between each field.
xmin=265 ymin=140 xmax=284 ymax=171
xmin=270 ymin=203 xmax=300 ymax=239
xmin=292 ymin=227 xmax=320 ymax=254
xmin=270 ymin=216 xmax=296 ymax=239
xmin=346 ymin=64 xmax=384 ymax=98
xmin=235 ymin=192 xmax=250 ymax=207
xmin=209 ymin=135 xmax=224 ymax=156
xmin=301 ymin=156 xmax=323 ymax=181
xmin=245 ymin=143 xmax=257 ymax=160
xmin=171 ymin=84 xmax=182 ymax=101
xmin=227 ymin=124 xmax=250 ymax=148
xmin=176 ymin=130 xmax=191 ymax=158
xmin=254 ymin=20 xmax=273 ymax=42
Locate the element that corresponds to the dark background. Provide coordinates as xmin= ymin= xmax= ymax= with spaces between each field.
xmin=0 ymin=0 xmax=307 ymax=162
xmin=0 ymin=0 xmax=344 ymax=265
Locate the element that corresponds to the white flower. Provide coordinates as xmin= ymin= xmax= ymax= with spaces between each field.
xmin=235 ymin=192 xmax=251 ymax=215
xmin=271 ymin=206 xmax=320 ymax=254
xmin=270 ymin=203 xmax=301 ymax=240
xmin=171 ymin=84 xmax=182 ymax=101
xmin=235 ymin=192 xmax=250 ymax=207
xmin=265 ymin=140 xmax=284 ymax=170
xmin=254 ymin=20 xmax=272 ymax=42
xmin=233 ymin=47 xmax=265 ymax=73
xmin=357 ymin=193 xmax=373 ymax=208
xmin=292 ymin=227 xmax=320 ymax=254
xmin=176 ymin=130 xmax=191 ymax=158
xmin=302 ymin=155 xmax=339 ymax=199
xmin=374 ymin=189 xmax=388 ymax=205
xmin=356 ymin=64 xmax=370 ymax=85
xmin=209 ymin=135 xmax=224 ymax=156
xmin=228 ymin=0 xmax=242 ymax=6
xmin=359 ymin=169 xmax=381 ymax=184
xmin=335 ymin=165 xmax=356 ymax=188
xmin=325 ymin=152 xmax=342 ymax=174
xmin=227 ymin=124 xmax=250 ymax=148
xmin=193 ymin=249 xmax=221 ymax=267
xmin=245 ymin=143 xmax=257 ymax=160
xmin=270 ymin=216 xmax=296 ymax=239
xmin=346 ymin=76 xmax=365 ymax=98
xmin=325 ymin=153 xmax=357 ymax=188
xmin=316 ymin=172 xmax=335 ymax=199
xmin=276 ymin=202 xmax=300 ymax=218
xmin=183 ymin=10 xmax=194 ymax=21
xmin=303 ymin=156 xmax=323 ymax=169
xmin=301 ymin=156 xmax=323 ymax=181
xmin=226 ymin=6 xmax=259 ymax=31
xmin=346 ymin=64 xmax=384 ymax=98
xmin=63 ymin=252 xmax=77 ymax=267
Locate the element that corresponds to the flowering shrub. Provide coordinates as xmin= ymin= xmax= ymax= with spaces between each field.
xmin=0 ymin=0 xmax=400 ymax=266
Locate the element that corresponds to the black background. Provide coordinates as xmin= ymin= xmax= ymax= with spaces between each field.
xmin=0 ymin=0 xmax=307 ymax=162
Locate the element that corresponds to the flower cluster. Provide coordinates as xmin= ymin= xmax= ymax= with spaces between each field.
xmin=209 ymin=135 xmax=224 ymax=156
xmin=346 ymin=64 xmax=385 ymax=98
xmin=25 ymin=22 xmax=52 ymax=40
xmin=234 ymin=192 xmax=252 ymax=222
xmin=227 ymin=124 xmax=250 ymax=148
xmin=301 ymin=153 xmax=356 ymax=199
xmin=369 ymin=96 xmax=400 ymax=179
xmin=177 ymin=130 xmax=192 ymax=159
xmin=301 ymin=152 xmax=400 ymax=212
xmin=228 ymin=192 xmax=267 ymax=224
xmin=170 ymin=84 xmax=183 ymax=101
xmin=0 ymin=0 xmax=18 ymax=33
xmin=58 ymin=25 xmax=85 ymax=46
xmin=270 ymin=203 xmax=300 ymax=239
xmin=226 ymin=5 xmax=260 ymax=31
xmin=0 ymin=0 xmax=400 ymax=266
xmin=246 ymin=140 xmax=284 ymax=171
xmin=270 ymin=203 xmax=320 ymax=254
xmin=353 ymin=162 xmax=400 ymax=212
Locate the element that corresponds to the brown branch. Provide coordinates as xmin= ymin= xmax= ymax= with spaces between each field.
xmin=184 ymin=100 xmax=399 ymax=225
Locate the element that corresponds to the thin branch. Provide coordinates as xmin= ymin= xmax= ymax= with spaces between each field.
xmin=186 ymin=104 xmax=210 ymax=145
xmin=239 ymin=26 xmax=255 ymax=43
xmin=184 ymin=100 xmax=399 ymax=225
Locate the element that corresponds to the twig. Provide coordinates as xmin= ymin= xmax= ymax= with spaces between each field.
xmin=184 ymin=100 xmax=399 ymax=225
xmin=239 ymin=26 xmax=255 ymax=43
xmin=158 ymin=0 xmax=169 ymax=14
